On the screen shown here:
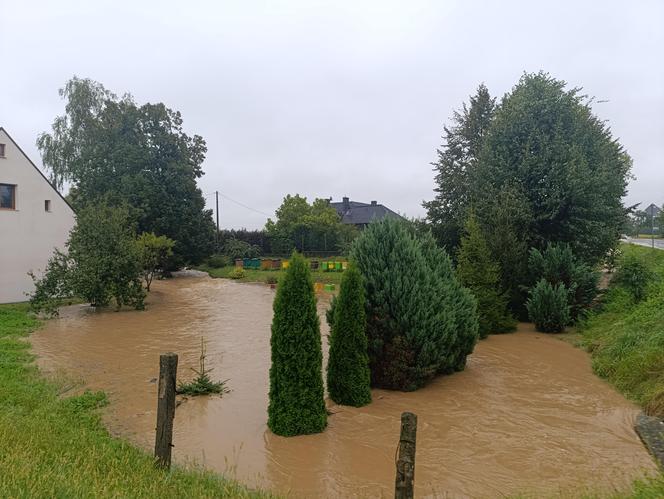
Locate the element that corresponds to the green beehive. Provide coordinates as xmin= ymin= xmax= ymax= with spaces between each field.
xmin=324 ymin=283 xmax=335 ymax=292
xmin=334 ymin=261 xmax=342 ymax=271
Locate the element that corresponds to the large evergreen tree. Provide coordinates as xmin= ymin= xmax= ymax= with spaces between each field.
xmin=423 ymin=84 xmax=495 ymax=251
xmin=268 ymin=252 xmax=327 ymax=436
xmin=37 ymin=77 xmax=216 ymax=265
xmin=456 ymin=213 xmax=515 ymax=338
xmin=350 ymin=219 xmax=478 ymax=391
xmin=326 ymin=263 xmax=371 ymax=407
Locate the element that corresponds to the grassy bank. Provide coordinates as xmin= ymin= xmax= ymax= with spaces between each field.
xmin=579 ymin=244 xmax=664 ymax=417
xmin=198 ymin=265 xmax=344 ymax=285
xmin=0 ymin=303 xmax=276 ymax=498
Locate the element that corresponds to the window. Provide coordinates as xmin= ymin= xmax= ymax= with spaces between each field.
xmin=45 ymin=199 xmax=51 ymax=212
xmin=0 ymin=143 xmax=5 ymax=157
xmin=0 ymin=184 xmax=16 ymax=209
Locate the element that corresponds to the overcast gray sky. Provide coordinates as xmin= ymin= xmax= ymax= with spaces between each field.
xmin=1 ymin=0 xmax=662 ymax=229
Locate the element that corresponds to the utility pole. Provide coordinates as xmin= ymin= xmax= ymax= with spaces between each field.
xmin=215 ymin=191 xmax=220 ymax=250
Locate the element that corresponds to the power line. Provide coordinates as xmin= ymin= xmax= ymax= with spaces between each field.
xmin=204 ymin=190 xmax=271 ymax=217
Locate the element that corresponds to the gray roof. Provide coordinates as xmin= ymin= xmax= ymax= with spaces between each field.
xmin=330 ymin=199 xmax=403 ymax=225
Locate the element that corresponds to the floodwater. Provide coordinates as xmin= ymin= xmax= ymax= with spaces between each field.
xmin=31 ymin=274 xmax=657 ymax=498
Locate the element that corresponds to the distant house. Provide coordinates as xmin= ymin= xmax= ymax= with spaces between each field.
xmin=0 ymin=127 xmax=76 ymax=304
xmin=329 ymin=196 xmax=404 ymax=229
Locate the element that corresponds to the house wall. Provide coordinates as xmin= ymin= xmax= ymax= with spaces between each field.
xmin=0 ymin=128 xmax=75 ymax=303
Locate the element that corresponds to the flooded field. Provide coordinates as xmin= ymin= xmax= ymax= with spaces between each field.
xmin=31 ymin=274 xmax=657 ymax=498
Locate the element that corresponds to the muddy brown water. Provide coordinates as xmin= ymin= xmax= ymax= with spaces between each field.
xmin=31 ymin=274 xmax=657 ymax=498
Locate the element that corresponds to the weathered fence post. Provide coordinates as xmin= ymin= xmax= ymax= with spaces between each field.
xmin=395 ymin=411 xmax=417 ymax=499
xmin=154 ymin=352 xmax=178 ymax=468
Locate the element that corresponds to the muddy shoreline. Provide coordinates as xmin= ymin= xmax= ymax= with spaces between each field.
xmin=31 ymin=274 xmax=657 ymax=498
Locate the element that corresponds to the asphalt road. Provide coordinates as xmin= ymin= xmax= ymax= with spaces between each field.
xmin=623 ymin=237 xmax=664 ymax=250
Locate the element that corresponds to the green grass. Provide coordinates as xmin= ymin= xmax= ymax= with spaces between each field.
xmin=578 ymin=244 xmax=664 ymax=417
xmin=198 ymin=265 xmax=344 ymax=285
xmin=0 ymin=303 xmax=277 ymax=498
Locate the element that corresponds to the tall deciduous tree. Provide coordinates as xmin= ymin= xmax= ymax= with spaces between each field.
xmin=423 ymin=84 xmax=495 ymax=251
xmin=268 ymin=252 xmax=327 ymax=436
xmin=327 ymin=263 xmax=371 ymax=407
xmin=265 ymin=194 xmax=357 ymax=254
xmin=37 ymin=77 xmax=216 ymax=265
xmin=474 ymin=72 xmax=631 ymax=266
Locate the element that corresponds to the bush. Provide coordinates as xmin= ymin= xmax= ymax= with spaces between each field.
xmin=349 ymin=218 xmax=479 ymax=391
xmin=228 ymin=267 xmax=245 ymax=280
xmin=265 ymin=275 xmax=278 ymax=285
xmin=206 ymin=254 xmax=231 ymax=268
xmin=327 ymin=263 xmax=371 ymax=407
xmin=137 ymin=232 xmax=175 ymax=292
xmin=268 ymin=252 xmax=327 ymax=436
xmin=222 ymin=239 xmax=261 ymax=260
xmin=526 ymin=279 xmax=570 ymax=333
xmin=30 ymin=204 xmax=145 ymax=315
xmin=613 ymin=255 xmax=654 ymax=302
xmin=456 ymin=213 xmax=515 ymax=338
xmin=528 ymin=243 xmax=599 ymax=322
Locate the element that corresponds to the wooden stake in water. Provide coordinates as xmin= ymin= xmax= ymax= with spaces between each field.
xmin=154 ymin=352 xmax=178 ymax=468
xmin=395 ymin=411 xmax=417 ymax=499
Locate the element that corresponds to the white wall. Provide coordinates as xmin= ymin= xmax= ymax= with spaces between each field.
xmin=0 ymin=128 xmax=75 ymax=303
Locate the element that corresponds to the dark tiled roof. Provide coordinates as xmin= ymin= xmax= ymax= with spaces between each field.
xmin=330 ymin=200 xmax=403 ymax=225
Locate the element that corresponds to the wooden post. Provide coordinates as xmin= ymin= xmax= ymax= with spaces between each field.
xmin=154 ymin=352 xmax=178 ymax=468
xmin=395 ymin=411 xmax=417 ymax=499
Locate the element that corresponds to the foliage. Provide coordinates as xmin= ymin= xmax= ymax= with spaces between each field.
xmin=228 ymin=267 xmax=246 ymax=280
xmin=528 ymin=243 xmax=599 ymax=322
xmin=612 ymin=254 xmax=655 ymax=303
xmin=206 ymin=254 xmax=231 ymax=268
xmin=37 ymin=77 xmax=216 ymax=265
xmin=137 ymin=232 xmax=174 ymax=292
xmin=326 ymin=263 xmax=371 ymax=407
xmin=265 ymin=194 xmax=358 ymax=254
xmin=268 ymin=252 xmax=327 ymax=436
xmin=30 ymin=204 xmax=145 ymax=314
xmin=222 ymin=239 xmax=261 ymax=260
xmin=473 ymin=72 xmax=631 ymax=268
xmin=526 ymin=279 xmax=570 ymax=333
xmin=579 ymin=244 xmax=664 ymax=417
xmin=424 ymin=84 xmax=495 ymax=251
xmin=218 ymin=229 xmax=272 ymax=255
xmin=177 ymin=338 xmax=229 ymax=396
xmin=604 ymin=245 xmax=622 ymax=274
xmin=350 ymin=218 xmax=479 ymax=391
xmin=456 ymin=213 xmax=515 ymax=338
xmin=265 ymin=275 xmax=278 ymax=285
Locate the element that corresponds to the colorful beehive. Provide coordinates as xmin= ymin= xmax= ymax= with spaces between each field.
xmin=324 ymin=283 xmax=335 ymax=292
xmin=235 ymin=259 xmax=244 ymax=268
xmin=341 ymin=261 xmax=348 ymax=270
xmin=334 ymin=261 xmax=342 ymax=271
xmin=310 ymin=260 xmax=319 ymax=271
xmin=250 ymin=258 xmax=261 ymax=270
xmin=327 ymin=262 xmax=335 ymax=271
xmin=272 ymin=258 xmax=281 ymax=270
xmin=260 ymin=259 xmax=271 ymax=270
xmin=314 ymin=282 xmax=324 ymax=293
xmin=242 ymin=258 xmax=251 ymax=268
xmin=282 ymin=260 xmax=290 ymax=270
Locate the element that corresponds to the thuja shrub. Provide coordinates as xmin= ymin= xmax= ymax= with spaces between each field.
xmin=613 ymin=254 xmax=655 ymax=303
xmin=267 ymin=252 xmax=327 ymax=436
xmin=526 ymin=279 xmax=570 ymax=333
xmin=326 ymin=263 xmax=371 ymax=407
xmin=350 ymin=218 xmax=479 ymax=391
xmin=528 ymin=243 xmax=599 ymax=321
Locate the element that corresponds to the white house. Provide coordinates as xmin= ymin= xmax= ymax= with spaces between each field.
xmin=0 ymin=127 xmax=75 ymax=303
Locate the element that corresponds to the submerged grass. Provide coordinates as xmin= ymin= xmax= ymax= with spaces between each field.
xmin=0 ymin=303 xmax=276 ymax=498
xmin=579 ymin=244 xmax=664 ymax=416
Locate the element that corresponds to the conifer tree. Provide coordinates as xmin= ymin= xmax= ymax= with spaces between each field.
xmin=423 ymin=84 xmax=496 ymax=251
xmin=327 ymin=263 xmax=371 ymax=407
xmin=350 ymin=218 xmax=479 ymax=390
xmin=457 ymin=213 xmax=516 ymax=338
xmin=268 ymin=252 xmax=327 ymax=436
